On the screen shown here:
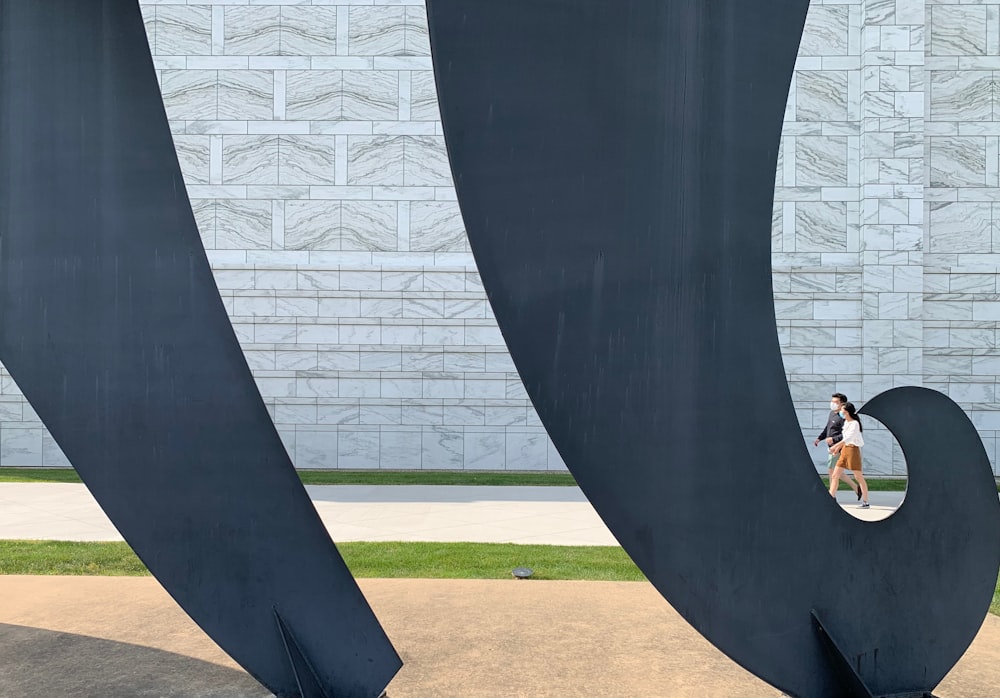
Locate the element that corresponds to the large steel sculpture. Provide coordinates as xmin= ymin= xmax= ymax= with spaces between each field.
xmin=0 ymin=2 xmax=400 ymax=696
xmin=425 ymin=1 xmax=1000 ymax=697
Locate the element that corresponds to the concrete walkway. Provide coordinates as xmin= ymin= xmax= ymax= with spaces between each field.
xmin=0 ymin=482 xmax=902 ymax=544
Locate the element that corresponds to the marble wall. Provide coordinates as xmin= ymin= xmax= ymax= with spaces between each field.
xmin=1 ymin=1 xmax=996 ymax=475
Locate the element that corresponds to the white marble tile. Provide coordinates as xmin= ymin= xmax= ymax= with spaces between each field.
xmin=379 ymin=429 xmax=422 ymax=467
xmin=295 ymin=430 xmax=338 ymax=469
xmin=929 ymin=137 xmax=986 ymax=187
xmin=222 ymin=136 xmax=278 ymax=184
xmin=174 ymin=135 xmax=211 ymax=185
xmin=160 ymin=71 xmax=217 ymax=120
xmin=401 ymin=402 xmax=443 ymax=426
xmin=285 ymin=71 xmax=342 ymax=121
xmin=349 ymin=7 xmax=406 ymax=57
xmin=215 ymin=200 xmax=272 ymax=249
xmin=404 ymin=7 xmax=431 ymax=57
xmin=422 ymin=427 xmax=463 ymax=469
xmin=928 ymin=202 xmax=991 ymax=254
xmin=931 ymin=71 xmax=992 ymax=122
xmin=338 ymin=429 xmax=380 ymax=469
xmin=342 ymin=71 xmax=398 ymax=121
xmin=796 ymin=71 xmax=848 ymax=122
xmin=341 ymin=201 xmax=398 ymax=251
xmin=279 ymin=136 xmax=336 ymax=185
xmin=280 ymin=6 xmax=337 ymax=57
xmin=799 ymin=5 xmax=849 ymax=56
xmin=409 ymin=202 xmax=467 ymax=252
xmin=347 ymin=136 xmax=405 ymax=186
xmin=404 ymin=136 xmax=452 ymax=186
xmin=794 ymin=202 xmax=847 ymax=252
xmin=1 ymin=428 xmax=44 ymax=466
xmin=156 ymin=5 xmax=211 ymax=56
xmin=217 ymin=71 xmax=273 ymax=121
xmin=464 ymin=431 xmax=505 ymax=470
xmin=284 ymin=201 xmax=340 ymax=250
xmin=224 ymin=6 xmax=280 ymax=56
xmin=795 ymin=137 xmax=848 ymax=186
xmin=317 ymin=402 xmax=360 ymax=426
xmin=505 ymin=431 xmax=548 ymax=471
xmin=930 ymin=5 xmax=987 ymax=56
xmin=409 ymin=70 xmax=440 ymax=121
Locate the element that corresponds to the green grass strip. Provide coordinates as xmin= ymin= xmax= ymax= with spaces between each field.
xmin=2 ymin=540 xmax=997 ymax=616
xmin=0 ymin=467 xmax=578 ymax=487
xmin=0 ymin=540 xmax=644 ymax=582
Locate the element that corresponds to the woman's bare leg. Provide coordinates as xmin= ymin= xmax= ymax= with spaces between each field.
xmin=829 ymin=466 xmax=844 ymax=497
xmin=854 ymin=470 xmax=869 ymax=503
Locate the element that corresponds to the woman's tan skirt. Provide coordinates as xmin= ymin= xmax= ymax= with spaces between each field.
xmin=837 ymin=444 xmax=862 ymax=471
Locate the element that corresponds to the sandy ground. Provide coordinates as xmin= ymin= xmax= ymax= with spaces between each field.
xmin=0 ymin=576 xmax=997 ymax=697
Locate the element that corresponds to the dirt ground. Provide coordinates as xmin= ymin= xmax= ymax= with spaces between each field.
xmin=0 ymin=576 xmax=997 ymax=697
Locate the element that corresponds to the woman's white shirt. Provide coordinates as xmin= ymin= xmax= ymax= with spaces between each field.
xmin=842 ymin=420 xmax=864 ymax=448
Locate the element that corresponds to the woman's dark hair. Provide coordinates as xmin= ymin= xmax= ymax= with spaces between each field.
xmin=842 ymin=402 xmax=862 ymax=431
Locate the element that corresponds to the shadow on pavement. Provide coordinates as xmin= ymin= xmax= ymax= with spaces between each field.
xmin=0 ymin=623 xmax=270 ymax=697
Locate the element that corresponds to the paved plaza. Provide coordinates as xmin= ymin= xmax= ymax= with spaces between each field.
xmin=0 ymin=483 xmax=902 ymax=544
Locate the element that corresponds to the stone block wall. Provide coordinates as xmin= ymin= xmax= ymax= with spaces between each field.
xmin=1 ymin=1 xmax=996 ymax=476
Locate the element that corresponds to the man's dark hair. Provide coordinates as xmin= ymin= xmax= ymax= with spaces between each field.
xmin=831 ymin=393 xmax=848 ymax=404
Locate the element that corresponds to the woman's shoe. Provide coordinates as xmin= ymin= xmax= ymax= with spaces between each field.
xmin=859 ymin=501 xmax=870 ymax=509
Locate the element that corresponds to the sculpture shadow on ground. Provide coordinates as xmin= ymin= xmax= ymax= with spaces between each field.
xmin=0 ymin=623 xmax=270 ymax=697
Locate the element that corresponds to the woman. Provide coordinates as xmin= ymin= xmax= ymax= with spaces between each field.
xmin=829 ymin=402 xmax=869 ymax=508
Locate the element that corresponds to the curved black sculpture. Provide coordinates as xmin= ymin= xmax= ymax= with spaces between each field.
xmin=0 ymin=3 xmax=400 ymax=696
xmin=426 ymin=2 xmax=1000 ymax=696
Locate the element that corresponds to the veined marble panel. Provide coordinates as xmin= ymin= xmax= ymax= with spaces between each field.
xmin=404 ymin=7 xmax=431 ymax=57
xmin=215 ymin=200 xmax=272 ymax=250
xmin=173 ymin=135 xmax=211 ymax=185
xmin=155 ymin=5 xmax=211 ymax=56
xmin=404 ymin=136 xmax=452 ymax=187
xmin=928 ymin=202 xmax=992 ymax=254
xmin=342 ymin=202 xmax=398 ymax=251
xmin=797 ymin=71 xmax=849 ymax=122
xmin=342 ymin=71 xmax=398 ymax=122
xmin=930 ymin=4 xmax=987 ymax=56
xmin=930 ymin=71 xmax=993 ymax=122
xmin=347 ymin=136 xmax=405 ymax=186
xmin=222 ymin=136 xmax=278 ymax=185
xmin=349 ymin=7 xmax=406 ymax=57
xmin=285 ymin=71 xmax=342 ymax=121
xmin=799 ymin=5 xmax=850 ymax=56
xmin=160 ymin=71 xmax=217 ymax=121
xmin=218 ymin=71 xmax=273 ymax=121
xmin=795 ymin=202 xmax=848 ymax=252
xmin=280 ymin=6 xmax=337 ymax=57
xmin=409 ymin=71 xmax=440 ymax=121
xmin=795 ymin=137 xmax=849 ymax=186
xmin=929 ymin=137 xmax=987 ymax=188
xmin=410 ymin=202 xmax=468 ymax=252
xmin=279 ymin=136 xmax=337 ymax=186
xmin=284 ymin=201 xmax=341 ymax=251
xmin=224 ymin=6 xmax=280 ymax=57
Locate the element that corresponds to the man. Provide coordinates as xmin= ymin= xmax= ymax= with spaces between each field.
xmin=813 ymin=392 xmax=861 ymax=500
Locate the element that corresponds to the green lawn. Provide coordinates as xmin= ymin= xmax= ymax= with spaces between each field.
xmin=0 ymin=540 xmax=643 ymax=581
xmin=2 ymin=539 xmax=996 ymax=615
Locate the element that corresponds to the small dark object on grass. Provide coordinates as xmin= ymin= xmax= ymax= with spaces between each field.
xmin=512 ymin=567 xmax=533 ymax=579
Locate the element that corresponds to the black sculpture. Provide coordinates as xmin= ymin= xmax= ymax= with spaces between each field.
xmin=425 ymin=2 xmax=1000 ymax=696
xmin=0 ymin=3 xmax=400 ymax=696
